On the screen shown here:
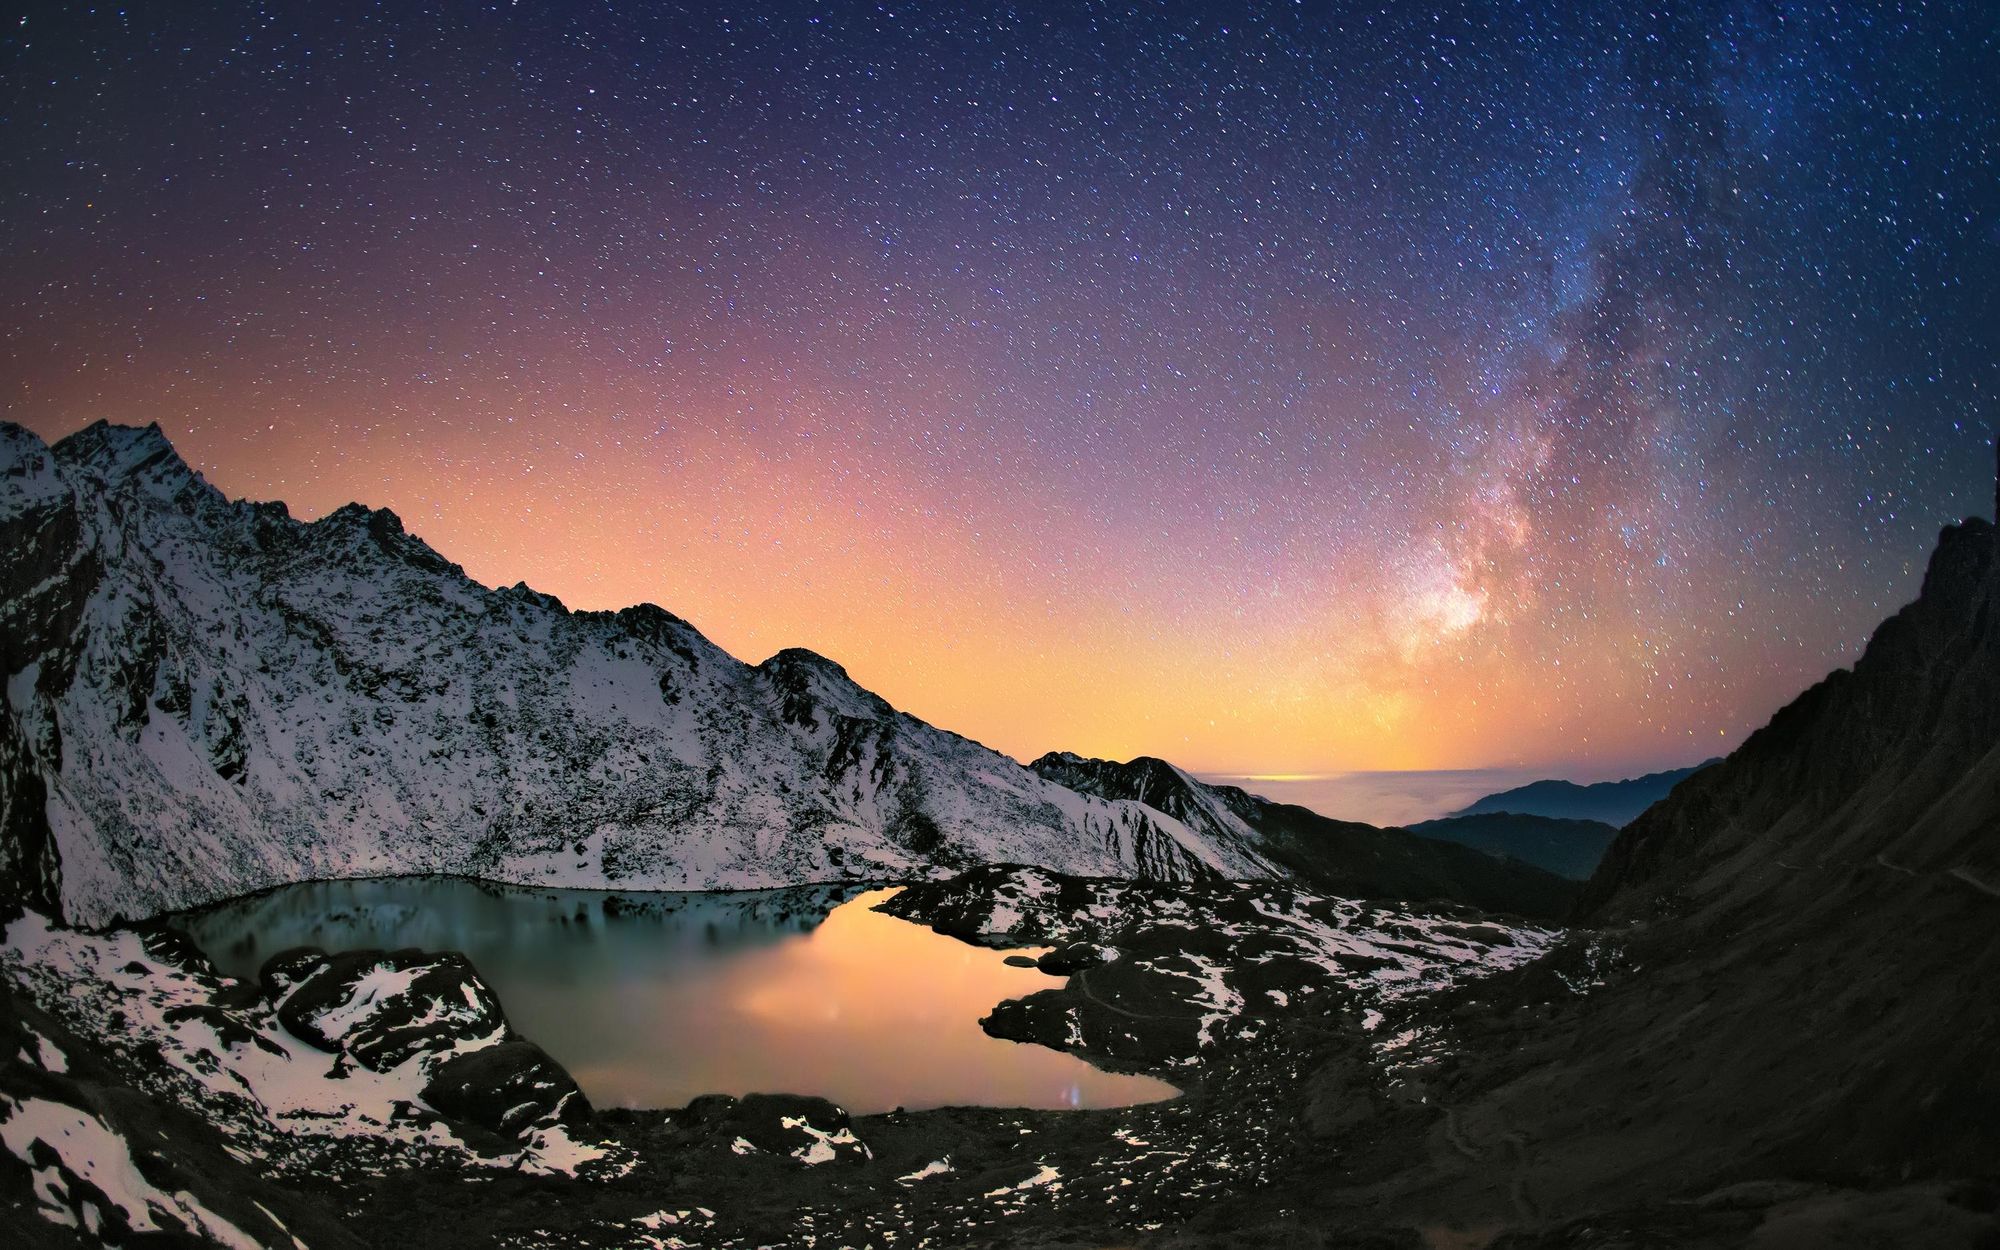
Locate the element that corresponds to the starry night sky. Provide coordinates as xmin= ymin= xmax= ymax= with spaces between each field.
xmin=3 ymin=1 xmax=1996 ymax=776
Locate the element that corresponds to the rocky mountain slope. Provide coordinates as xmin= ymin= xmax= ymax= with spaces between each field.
xmin=0 ymin=421 xmax=1284 ymax=926
xmin=1326 ymin=509 xmax=2000 ymax=1242
xmin=1447 ymin=760 xmax=1712 ymax=825
xmin=1032 ymin=752 xmax=1580 ymax=918
xmin=1406 ymin=811 xmax=1621 ymax=879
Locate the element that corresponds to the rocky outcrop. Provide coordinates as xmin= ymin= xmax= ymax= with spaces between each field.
xmin=425 ymin=1041 xmax=589 ymax=1137
xmin=883 ymin=864 xmax=1559 ymax=1073
xmin=682 ymin=1093 xmax=872 ymax=1167
xmin=255 ymin=943 xmax=590 ymax=1143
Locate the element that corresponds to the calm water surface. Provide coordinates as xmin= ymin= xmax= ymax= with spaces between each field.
xmin=178 ymin=877 xmax=1177 ymax=1114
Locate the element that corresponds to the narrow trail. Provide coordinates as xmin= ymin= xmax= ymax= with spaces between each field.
xmin=1439 ymin=1109 xmax=1537 ymax=1224
xmin=1948 ymin=865 xmax=2000 ymax=899
xmin=1775 ymin=851 xmax=1997 ymax=900
xmin=1874 ymin=853 xmax=1919 ymax=877
xmin=1501 ymin=1131 xmax=1539 ymax=1223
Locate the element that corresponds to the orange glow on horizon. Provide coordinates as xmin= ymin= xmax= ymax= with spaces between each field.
xmin=16 ymin=383 xmax=1771 ymax=781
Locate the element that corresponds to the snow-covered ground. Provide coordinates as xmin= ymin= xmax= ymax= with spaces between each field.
xmin=0 ymin=1094 xmax=266 ymax=1249
xmin=882 ymin=866 xmax=1560 ymax=1054
xmin=0 ymin=911 xmax=629 ymax=1191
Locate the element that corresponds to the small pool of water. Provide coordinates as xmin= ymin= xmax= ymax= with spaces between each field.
xmin=177 ymin=877 xmax=1177 ymax=1114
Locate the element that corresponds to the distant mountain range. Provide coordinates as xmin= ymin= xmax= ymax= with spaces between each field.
xmin=1404 ymin=811 xmax=1620 ymax=880
xmin=1031 ymin=752 xmax=1578 ymax=916
xmin=0 ymin=421 xmax=1569 ymax=925
xmin=1381 ymin=759 xmax=1718 ymax=880
xmin=1443 ymin=761 xmax=1715 ymax=826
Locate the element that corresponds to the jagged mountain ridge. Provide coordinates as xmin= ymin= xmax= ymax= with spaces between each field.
xmin=0 ymin=421 xmax=1282 ymax=926
xmin=1029 ymin=751 xmax=1578 ymax=918
xmin=1579 ymin=514 xmax=1998 ymax=924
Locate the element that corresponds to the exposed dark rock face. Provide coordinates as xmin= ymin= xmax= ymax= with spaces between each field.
xmin=1338 ymin=517 xmax=2000 ymax=1240
xmin=1031 ymin=752 xmax=1582 ymax=920
xmin=425 ymin=1041 xmax=590 ymax=1137
xmin=1581 ymin=517 xmax=1998 ymax=924
xmin=0 ymin=425 xmax=90 ymax=919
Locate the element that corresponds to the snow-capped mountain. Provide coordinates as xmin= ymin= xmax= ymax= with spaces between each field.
xmin=0 ymin=421 xmax=1279 ymax=925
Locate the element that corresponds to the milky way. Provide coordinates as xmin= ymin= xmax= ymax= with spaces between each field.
xmin=3 ymin=2 xmax=1995 ymax=775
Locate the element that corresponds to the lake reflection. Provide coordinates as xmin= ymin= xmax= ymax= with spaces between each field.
xmin=177 ymin=877 xmax=1178 ymax=1114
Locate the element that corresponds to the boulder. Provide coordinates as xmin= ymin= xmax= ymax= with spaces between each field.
xmin=266 ymin=948 xmax=509 ymax=1070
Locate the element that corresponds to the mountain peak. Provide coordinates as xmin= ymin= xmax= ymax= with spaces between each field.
xmin=1031 ymin=751 xmax=1190 ymax=786
xmin=761 ymin=646 xmax=849 ymax=676
xmin=1030 ymin=751 xmax=1212 ymax=816
xmin=505 ymin=580 xmax=569 ymax=613
xmin=50 ymin=420 xmax=191 ymax=487
xmin=1449 ymin=761 xmax=1716 ymax=827
xmin=311 ymin=500 xmax=460 ymax=576
xmin=755 ymin=647 xmax=895 ymax=726
xmin=0 ymin=419 xmax=50 ymax=456
xmin=0 ymin=422 xmax=72 ymax=531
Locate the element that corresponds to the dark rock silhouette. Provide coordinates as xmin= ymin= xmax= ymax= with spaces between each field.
xmin=1341 ymin=510 xmax=2000 ymax=1241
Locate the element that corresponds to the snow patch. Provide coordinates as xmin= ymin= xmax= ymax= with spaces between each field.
xmin=0 ymin=1095 xmax=263 ymax=1249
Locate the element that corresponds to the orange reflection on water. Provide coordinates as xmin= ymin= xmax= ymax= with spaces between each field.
xmin=570 ymin=887 xmax=1178 ymax=1113
xmin=182 ymin=876 xmax=1175 ymax=1115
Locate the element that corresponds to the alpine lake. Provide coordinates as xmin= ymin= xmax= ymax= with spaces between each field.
xmin=176 ymin=877 xmax=1178 ymax=1114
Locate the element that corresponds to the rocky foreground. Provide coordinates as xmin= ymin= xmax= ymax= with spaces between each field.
xmin=1 ymin=867 xmax=1566 ymax=1249
xmin=9 ymin=839 xmax=1991 ymax=1248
